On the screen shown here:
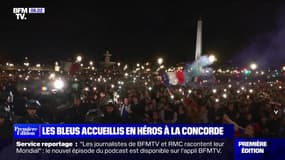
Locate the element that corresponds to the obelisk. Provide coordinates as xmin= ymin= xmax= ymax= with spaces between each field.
xmin=195 ymin=18 xmax=202 ymax=60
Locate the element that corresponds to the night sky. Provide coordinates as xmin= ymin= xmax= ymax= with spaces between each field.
xmin=0 ymin=0 xmax=283 ymax=66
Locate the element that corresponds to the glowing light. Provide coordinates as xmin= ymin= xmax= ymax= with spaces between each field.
xmin=8 ymin=63 xmax=14 ymax=67
xmin=212 ymin=89 xmax=217 ymax=94
xmin=123 ymin=65 xmax=128 ymax=70
xmin=279 ymin=86 xmax=282 ymax=89
xmin=117 ymin=62 xmax=120 ymax=66
xmin=222 ymin=93 xmax=227 ymax=99
xmin=93 ymin=87 xmax=97 ymax=91
xmin=241 ymin=86 xmax=245 ymax=90
xmin=237 ymin=90 xmax=241 ymax=94
xmin=49 ymin=73 xmax=56 ymax=80
xmin=84 ymin=87 xmax=89 ymax=91
xmin=41 ymin=86 xmax=48 ymax=91
xmin=36 ymin=64 xmax=41 ymax=68
xmin=157 ymin=57 xmax=163 ymax=65
xmin=124 ymin=73 xmax=129 ymax=77
xmin=243 ymin=69 xmax=251 ymax=75
xmin=23 ymin=87 xmax=27 ymax=91
xmin=249 ymin=89 xmax=253 ymax=93
xmin=55 ymin=66 xmax=60 ymax=72
xmin=282 ymin=66 xmax=285 ymax=71
xmin=148 ymin=87 xmax=152 ymax=91
xmin=111 ymin=84 xmax=115 ymax=88
xmin=170 ymin=95 xmax=174 ymax=99
xmin=208 ymin=55 xmax=216 ymax=63
xmin=215 ymin=98 xmax=219 ymax=103
xmin=250 ymin=63 xmax=257 ymax=70
xmin=136 ymin=63 xmax=140 ymax=67
xmin=223 ymin=88 xmax=227 ymax=92
xmin=76 ymin=56 xmax=82 ymax=62
xmin=188 ymin=90 xmax=192 ymax=94
xmin=53 ymin=79 xmax=65 ymax=90
xmin=24 ymin=62 xmax=30 ymax=67
xmin=228 ymin=84 xmax=232 ymax=88
xmin=89 ymin=61 xmax=93 ymax=66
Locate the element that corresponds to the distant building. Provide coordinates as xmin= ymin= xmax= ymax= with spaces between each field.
xmin=101 ymin=50 xmax=115 ymax=67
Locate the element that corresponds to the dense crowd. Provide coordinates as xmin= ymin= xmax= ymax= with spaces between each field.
xmin=0 ymin=63 xmax=285 ymax=140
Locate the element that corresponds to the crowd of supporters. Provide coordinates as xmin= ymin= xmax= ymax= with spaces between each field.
xmin=0 ymin=65 xmax=285 ymax=140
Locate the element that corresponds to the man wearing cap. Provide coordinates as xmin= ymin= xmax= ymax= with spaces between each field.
xmin=19 ymin=99 xmax=44 ymax=123
xmin=101 ymin=100 xmax=121 ymax=123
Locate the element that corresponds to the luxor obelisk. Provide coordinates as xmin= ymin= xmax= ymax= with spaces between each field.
xmin=195 ymin=18 xmax=203 ymax=60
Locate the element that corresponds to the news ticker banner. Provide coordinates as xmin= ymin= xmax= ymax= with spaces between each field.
xmin=11 ymin=124 xmax=285 ymax=160
xmin=13 ymin=124 xmax=232 ymax=139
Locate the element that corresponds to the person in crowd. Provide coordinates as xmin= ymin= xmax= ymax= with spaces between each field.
xmin=208 ymin=101 xmax=224 ymax=123
xmin=176 ymin=105 xmax=189 ymax=123
xmin=101 ymin=100 xmax=121 ymax=123
xmin=97 ymin=91 xmax=111 ymax=109
xmin=130 ymin=96 xmax=145 ymax=123
xmin=0 ymin=91 xmax=14 ymax=122
xmin=0 ymin=105 xmax=12 ymax=139
xmin=119 ymin=97 xmax=131 ymax=123
xmin=19 ymin=99 xmax=45 ymax=123
xmin=159 ymin=102 xmax=177 ymax=123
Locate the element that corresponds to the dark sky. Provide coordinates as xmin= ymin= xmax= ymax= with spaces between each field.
xmin=0 ymin=0 xmax=283 ymax=65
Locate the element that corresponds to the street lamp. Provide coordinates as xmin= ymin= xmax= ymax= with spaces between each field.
xmin=76 ymin=56 xmax=82 ymax=62
xmin=157 ymin=58 xmax=163 ymax=65
xmin=250 ymin=63 xmax=257 ymax=70
xmin=208 ymin=55 xmax=216 ymax=63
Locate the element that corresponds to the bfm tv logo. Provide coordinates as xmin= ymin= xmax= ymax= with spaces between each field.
xmin=13 ymin=8 xmax=45 ymax=20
